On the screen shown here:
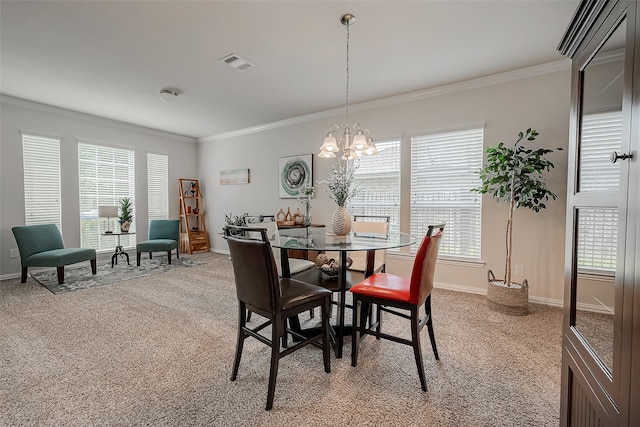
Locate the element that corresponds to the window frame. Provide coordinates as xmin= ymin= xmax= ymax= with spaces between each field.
xmin=410 ymin=126 xmax=484 ymax=260
xmin=147 ymin=153 xmax=169 ymax=220
xmin=78 ymin=141 xmax=136 ymax=251
xmin=21 ymin=132 xmax=62 ymax=230
xmin=349 ymin=138 xmax=401 ymax=243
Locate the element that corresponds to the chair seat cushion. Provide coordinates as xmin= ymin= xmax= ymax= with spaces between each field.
xmin=280 ymin=278 xmax=331 ymax=311
xmin=24 ymin=248 xmax=96 ymax=267
xmin=350 ymin=273 xmax=411 ymax=303
xmin=136 ymin=239 xmax=178 ymax=253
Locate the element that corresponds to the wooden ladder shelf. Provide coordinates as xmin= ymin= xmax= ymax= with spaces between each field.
xmin=179 ymin=178 xmax=210 ymax=254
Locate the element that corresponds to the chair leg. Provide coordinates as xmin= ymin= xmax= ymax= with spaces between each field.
xmin=21 ymin=267 xmax=28 ymax=283
xmin=167 ymin=251 xmax=172 ymax=264
xmin=56 ymin=266 xmax=65 ymax=284
xmin=246 ymin=311 xmax=252 ymax=322
xmin=322 ymin=296 xmax=331 ymax=373
xmin=149 ymin=252 xmax=153 ymax=260
xmin=136 ymin=252 xmax=141 ymax=266
xmin=411 ymin=305 xmax=427 ymax=391
xmin=376 ymin=303 xmax=382 ymax=339
xmin=266 ymin=315 xmax=282 ymax=411
xmin=425 ymin=295 xmax=439 ymax=360
xmin=231 ymin=302 xmax=247 ymax=382
xmin=351 ymin=298 xmax=361 ymax=367
xmin=90 ymin=259 xmax=97 ymax=275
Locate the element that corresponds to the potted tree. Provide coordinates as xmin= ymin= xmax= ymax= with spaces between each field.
xmin=119 ymin=197 xmax=133 ymax=233
xmin=472 ymin=128 xmax=561 ymax=315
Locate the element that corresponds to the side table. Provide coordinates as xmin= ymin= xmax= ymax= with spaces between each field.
xmin=102 ymin=232 xmax=136 ymax=268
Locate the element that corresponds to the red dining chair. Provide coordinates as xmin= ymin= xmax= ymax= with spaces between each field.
xmin=350 ymin=224 xmax=445 ymax=391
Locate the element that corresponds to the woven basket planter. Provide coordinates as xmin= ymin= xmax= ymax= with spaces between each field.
xmin=486 ymin=270 xmax=529 ymax=316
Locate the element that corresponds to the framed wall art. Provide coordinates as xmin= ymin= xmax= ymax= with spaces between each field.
xmin=278 ymin=154 xmax=312 ymax=198
xmin=220 ymin=168 xmax=250 ymax=185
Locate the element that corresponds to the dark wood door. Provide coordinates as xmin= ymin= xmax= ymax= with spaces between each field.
xmin=558 ymin=1 xmax=639 ymax=425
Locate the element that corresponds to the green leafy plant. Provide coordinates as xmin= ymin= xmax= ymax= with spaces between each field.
xmin=118 ymin=197 xmax=133 ymax=224
xmin=224 ymin=212 xmax=249 ymax=227
xmin=472 ymin=128 xmax=562 ymax=287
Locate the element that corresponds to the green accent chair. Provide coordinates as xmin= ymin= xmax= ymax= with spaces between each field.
xmin=136 ymin=219 xmax=180 ymax=266
xmin=11 ymin=224 xmax=97 ymax=285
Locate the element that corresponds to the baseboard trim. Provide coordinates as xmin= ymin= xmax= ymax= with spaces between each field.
xmin=434 ymin=281 xmax=565 ymax=308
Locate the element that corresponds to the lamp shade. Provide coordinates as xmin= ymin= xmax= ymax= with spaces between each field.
xmin=98 ymin=205 xmax=118 ymax=218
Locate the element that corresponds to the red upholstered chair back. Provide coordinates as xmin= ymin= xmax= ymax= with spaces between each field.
xmin=409 ymin=227 xmax=443 ymax=305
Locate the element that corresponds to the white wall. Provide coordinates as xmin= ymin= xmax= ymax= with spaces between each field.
xmin=0 ymin=96 xmax=198 ymax=278
xmin=199 ymin=65 xmax=572 ymax=304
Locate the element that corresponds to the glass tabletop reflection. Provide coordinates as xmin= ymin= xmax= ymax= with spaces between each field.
xmin=270 ymin=226 xmax=415 ymax=252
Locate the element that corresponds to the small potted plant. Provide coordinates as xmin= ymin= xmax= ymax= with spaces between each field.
xmin=472 ymin=128 xmax=561 ymax=315
xmin=118 ymin=197 xmax=133 ymax=233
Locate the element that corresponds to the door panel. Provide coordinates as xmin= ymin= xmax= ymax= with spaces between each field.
xmin=560 ymin=1 xmax=637 ymax=424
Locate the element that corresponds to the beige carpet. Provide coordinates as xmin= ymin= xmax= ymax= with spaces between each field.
xmin=0 ymin=252 xmax=562 ymax=426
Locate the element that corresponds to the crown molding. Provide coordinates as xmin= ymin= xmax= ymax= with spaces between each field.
xmin=199 ymin=59 xmax=571 ymax=143
xmin=1 ymin=95 xmax=197 ymax=143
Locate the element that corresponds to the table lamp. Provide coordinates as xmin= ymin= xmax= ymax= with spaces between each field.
xmin=98 ymin=205 xmax=118 ymax=233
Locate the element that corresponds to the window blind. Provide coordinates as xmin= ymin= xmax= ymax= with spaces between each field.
xmin=577 ymin=208 xmax=618 ymax=271
xmin=410 ymin=128 xmax=483 ymax=258
xmin=147 ymin=153 xmax=169 ymax=220
xmin=78 ymin=143 xmax=135 ymax=250
xmin=22 ymin=133 xmax=62 ymax=230
xmin=579 ymin=111 xmax=622 ymax=192
xmin=575 ymin=111 xmax=622 ymax=272
xmin=350 ymin=139 xmax=401 ymax=238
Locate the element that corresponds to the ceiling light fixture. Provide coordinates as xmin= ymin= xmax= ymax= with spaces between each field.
xmin=159 ymin=88 xmax=179 ymax=104
xmin=319 ymin=13 xmax=377 ymax=160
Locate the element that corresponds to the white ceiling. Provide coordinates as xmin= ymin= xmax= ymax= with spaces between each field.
xmin=0 ymin=1 xmax=579 ymax=140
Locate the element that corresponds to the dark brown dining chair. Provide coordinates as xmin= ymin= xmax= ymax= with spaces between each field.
xmin=350 ymin=224 xmax=445 ymax=391
xmin=224 ymin=227 xmax=332 ymax=411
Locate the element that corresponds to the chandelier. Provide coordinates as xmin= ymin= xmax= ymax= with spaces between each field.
xmin=319 ymin=14 xmax=377 ymax=160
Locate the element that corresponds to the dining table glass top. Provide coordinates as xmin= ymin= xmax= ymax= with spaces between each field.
xmin=270 ymin=226 xmax=415 ymax=252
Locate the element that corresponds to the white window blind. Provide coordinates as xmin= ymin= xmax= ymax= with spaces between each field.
xmin=579 ymin=111 xmax=622 ymax=192
xmin=22 ymin=133 xmax=62 ymax=229
xmin=350 ymin=139 xmax=401 ymax=238
xmin=410 ymin=128 xmax=483 ymax=258
xmin=577 ymin=208 xmax=618 ymax=271
xmin=78 ymin=143 xmax=135 ymax=250
xmin=147 ymin=153 xmax=169 ymax=220
xmin=575 ymin=111 xmax=622 ymax=272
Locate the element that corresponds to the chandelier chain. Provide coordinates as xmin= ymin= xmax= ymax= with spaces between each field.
xmin=345 ymin=20 xmax=350 ymax=129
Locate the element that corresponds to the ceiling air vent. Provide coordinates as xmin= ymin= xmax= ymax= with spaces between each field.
xmin=219 ymin=53 xmax=254 ymax=71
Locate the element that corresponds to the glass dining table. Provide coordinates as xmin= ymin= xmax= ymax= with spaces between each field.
xmin=271 ymin=226 xmax=415 ymax=358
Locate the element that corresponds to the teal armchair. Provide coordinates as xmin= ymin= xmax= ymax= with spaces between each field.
xmin=12 ymin=224 xmax=97 ymax=284
xmin=136 ymin=220 xmax=180 ymax=266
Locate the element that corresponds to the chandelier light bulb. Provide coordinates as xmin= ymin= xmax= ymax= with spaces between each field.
xmin=363 ymin=137 xmax=378 ymax=156
xmin=349 ymin=130 xmax=368 ymax=151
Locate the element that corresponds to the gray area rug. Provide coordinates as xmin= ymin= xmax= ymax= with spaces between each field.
xmin=30 ymin=255 xmax=202 ymax=294
xmin=0 ymin=252 xmax=562 ymax=426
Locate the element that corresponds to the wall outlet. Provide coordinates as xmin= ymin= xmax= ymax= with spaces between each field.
xmin=515 ymin=265 xmax=525 ymax=276
xmin=10 ymin=248 xmax=19 ymax=258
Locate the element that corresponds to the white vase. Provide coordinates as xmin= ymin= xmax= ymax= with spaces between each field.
xmin=331 ymin=206 xmax=351 ymax=236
